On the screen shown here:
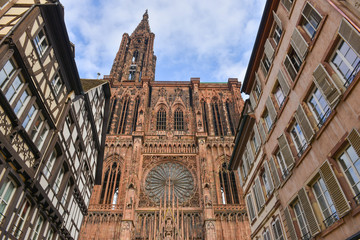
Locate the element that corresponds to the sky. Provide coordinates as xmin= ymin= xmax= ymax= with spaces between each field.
xmin=60 ymin=0 xmax=266 ymax=83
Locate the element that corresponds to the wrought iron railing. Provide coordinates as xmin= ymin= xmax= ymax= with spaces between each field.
xmin=344 ymin=61 xmax=360 ymax=88
xmin=301 ymin=232 xmax=312 ymax=240
xmin=317 ymin=108 xmax=332 ymax=129
xmin=353 ymin=192 xmax=360 ymax=205
xmin=297 ymin=143 xmax=308 ymax=158
xmin=323 ymin=212 xmax=339 ymax=228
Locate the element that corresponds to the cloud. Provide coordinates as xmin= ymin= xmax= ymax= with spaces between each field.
xmin=60 ymin=0 xmax=266 ymax=82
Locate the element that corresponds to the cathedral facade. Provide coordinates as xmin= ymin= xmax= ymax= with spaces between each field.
xmin=79 ymin=11 xmax=250 ymax=240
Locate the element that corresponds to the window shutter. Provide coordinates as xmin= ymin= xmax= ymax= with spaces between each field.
xmin=281 ymin=0 xmax=293 ymax=12
xmin=298 ymin=188 xmax=320 ymax=236
xmin=266 ymin=96 xmax=277 ymax=123
xmin=269 ymin=157 xmax=281 ymax=188
xmin=247 ymin=141 xmax=254 ymax=164
xmin=291 ymin=28 xmax=308 ymax=60
xmin=338 ymin=18 xmax=360 ymax=54
xmin=347 ymin=128 xmax=360 ymax=157
xmin=253 ymin=123 xmax=262 ymax=146
xmin=264 ymin=161 xmax=274 ymax=192
xmin=273 ymin=11 xmax=282 ymax=30
xmin=313 ymin=64 xmax=341 ymax=108
xmin=259 ymin=121 xmax=267 ymax=143
xmin=320 ymin=161 xmax=350 ymax=217
xmin=255 ymin=72 xmax=262 ymax=91
xmin=246 ymin=194 xmax=256 ymax=220
xmin=295 ymin=104 xmax=315 ymax=143
xmin=264 ymin=39 xmax=275 ymax=61
xmin=249 ymin=92 xmax=257 ymax=110
xmin=255 ymin=177 xmax=265 ymax=207
xmin=284 ymin=207 xmax=298 ymax=240
xmin=278 ymin=69 xmax=290 ymax=96
xmin=260 ymin=61 xmax=268 ymax=77
xmin=278 ymin=134 xmax=294 ymax=168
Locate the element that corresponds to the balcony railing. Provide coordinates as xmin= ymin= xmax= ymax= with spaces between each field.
xmin=301 ymin=232 xmax=312 ymax=240
xmin=344 ymin=60 xmax=360 ymax=88
xmin=353 ymin=192 xmax=360 ymax=205
xmin=317 ymin=108 xmax=332 ymax=129
xmin=297 ymin=143 xmax=308 ymax=158
xmin=323 ymin=212 xmax=339 ymax=228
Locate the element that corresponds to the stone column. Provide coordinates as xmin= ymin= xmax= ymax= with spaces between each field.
xmin=120 ymin=185 xmax=136 ymax=240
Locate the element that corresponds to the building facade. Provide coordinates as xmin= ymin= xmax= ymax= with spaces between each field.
xmin=230 ymin=0 xmax=360 ymax=240
xmin=0 ymin=1 xmax=110 ymax=239
xmin=79 ymin=11 xmax=250 ymax=240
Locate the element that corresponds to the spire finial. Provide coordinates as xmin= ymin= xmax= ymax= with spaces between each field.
xmin=143 ymin=9 xmax=148 ymax=20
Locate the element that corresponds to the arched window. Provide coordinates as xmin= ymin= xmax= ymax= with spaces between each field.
xmin=118 ymin=97 xmax=129 ymax=134
xmin=201 ymin=100 xmax=210 ymax=135
xmin=226 ymin=101 xmax=235 ymax=135
xmin=100 ymin=162 xmax=121 ymax=204
xmin=107 ymin=98 xmax=118 ymax=133
xmin=174 ymin=108 xmax=184 ymax=131
xmin=211 ymin=100 xmax=224 ymax=136
xmin=219 ymin=162 xmax=239 ymax=204
xmin=156 ymin=108 xmax=166 ymax=130
xmin=131 ymin=96 xmax=140 ymax=133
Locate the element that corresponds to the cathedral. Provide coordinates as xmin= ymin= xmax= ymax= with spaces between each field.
xmin=79 ymin=11 xmax=250 ymax=240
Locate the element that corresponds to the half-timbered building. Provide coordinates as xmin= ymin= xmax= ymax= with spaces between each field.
xmin=0 ymin=1 xmax=110 ymax=239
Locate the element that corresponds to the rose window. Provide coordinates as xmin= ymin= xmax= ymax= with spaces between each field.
xmin=144 ymin=162 xmax=194 ymax=204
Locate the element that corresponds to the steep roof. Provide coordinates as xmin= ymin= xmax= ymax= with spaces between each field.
xmin=131 ymin=10 xmax=152 ymax=36
xmin=80 ymin=79 xmax=108 ymax=92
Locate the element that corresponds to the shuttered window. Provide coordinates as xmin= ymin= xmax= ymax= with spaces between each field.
xmin=249 ymin=92 xmax=257 ymax=110
xmin=253 ymin=123 xmax=262 ymax=147
xmin=293 ymin=201 xmax=311 ymax=239
xmin=307 ymin=87 xmax=331 ymax=128
xmin=312 ymin=176 xmax=339 ymax=228
xmin=291 ymin=28 xmax=309 ymax=60
xmin=290 ymin=121 xmax=308 ymax=157
xmin=272 ymin=217 xmax=285 ymax=240
xmin=338 ymin=18 xmax=360 ymax=56
xmin=258 ymin=121 xmax=267 ymax=143
xmin=347 ymin=128 xmax=360 ymax=158
xmin=272 ymin=11 xmax=283 ymax=45
xmin=264 ymin=39 xmax=275 ymax=61
xmin=269 ymin=157 xmax=281 ymax=188
xmin=313 ymin=64 xmax=341 ymax=108
xmin=273 ymin=84 xmax=285 ymax=108
xmin=284 ymin=48 xmax=303 ymax=81
xmin=301 ymin=3 xmax=322 ymax=39
xmin=276 ymin=151 xmax=289 ymax=180
xmin=330 ymin=39 xmax=360 ymax=87
xmin=319 ymin=161 xmax=350 ymax=219
xmin=246 ymin=194 xmax=256 ymax=221
xmin=284 ymin=207 xmax=297 ymax=240
xmin=298 ymin=188 xmax=320 ymax=236
xmin=337 ymin=144 xmax=360 ymax=204
xmin=281 ymin=0 xmax=293 ymax=12
xmin=266 ymin=96 xmax=277 ymax=124
xmin=253 ymin=177 xmax=265 ymax=211
xmin=278 ymin=70 xmax=290 ymax=96
xmin=294 ymin=104 xmax=315 ymax=144
xmin=0 ymin=177 xmax=17 ymax=222
xmin=278 ymin=134 xmax=295 ymax=170
xmin=262 ymin=161 xmax=274 ymax=196
xmin=246 ymin=141 xmax=254 ymax=164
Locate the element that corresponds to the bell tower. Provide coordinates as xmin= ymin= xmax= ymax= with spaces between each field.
xmin=110 ymin=10 xmax=157 ymax=83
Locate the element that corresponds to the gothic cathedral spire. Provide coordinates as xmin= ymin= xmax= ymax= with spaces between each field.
xmin=110 ymin=10 xmax=156 ymax=83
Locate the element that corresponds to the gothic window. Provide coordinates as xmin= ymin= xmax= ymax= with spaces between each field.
xmin=100 ymin=162 xmax=122 ymax=204
xmin=174 ymin=108 xmax=184 ymax=131
xmin=107 ymin=98 xmax=117 ymax=133
xmin=131 ymin=96 xmax=140 ymax=133
xmin=132 ymin=51 xmax=139 ymax=63
xmin=218 ymin=162 xmax=239 ymax=204
xmin=211 ymin=100 xmax=224 ymax=136
xmin=201 ymin=101 xmax=209 ymax=135
xmin=156 ymin=108 xmax=166 ymax=131
xmin=118 ymin=97 xmax=129 ymax=134
xmin=226 ymin=101 xmax=235 ymax=135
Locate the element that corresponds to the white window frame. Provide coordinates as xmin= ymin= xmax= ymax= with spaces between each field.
xmin=31 ymin=215 xmax=44 ymax=240
xmin=262 ymin=170 xmax=272 ymax=197
xmin=272 ymin=217 xmax=285 ymax=240
xmin=53 ymin=167 xmax=64 ymax=194
xmin=301 ymin=3 xmax=322 ymax=39
xmin=273 ymin=24 xmax=282 ymax=46
xmin=264 ymin=111 xmax=273 ymax=132
xmin=307 ymin=87 xmax=330 ymax=127
xmin=276 ymin=151 xmax=288 ymax=179
xmin=290 ymin=121 xmax=307 ymax=156
xmin=246 ymin=194 xmax=256 ymax=221
xmin=12 ymin=200 xmax=31 ymax=238
xmin=51 ymin=73 xmax=63 ymax=96
xmin=22 ymin=103 xmax=38 ymax=130
xmin=0 ymin=59 xmax=16 ymax=89
xmin=61 ymin=181 xmax=71 ymax=205
xmin=293 ymin=201 xmax=310 ymax=239
xmin=263 ymin=227 xmax=272 ymax=240
xmin=338 ymin=145 xmax=360 ymax=199
xmin=43 ymin=149 xmax=57 ymax=179
xmin=34 ymin=28 xmax=49 ymax=57
xmin=0 ymin=177 xmax=16 ymax=222
xmin=330 ymin=39 xmax=360 ymax=86
xmin=273 ymin=84 xmax=285 ymax=108
xmin=13 ymin=88 xmax=30 ymax=117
